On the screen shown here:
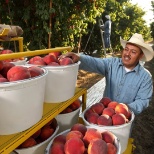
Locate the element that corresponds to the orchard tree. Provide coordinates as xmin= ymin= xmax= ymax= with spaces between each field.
xmin=0 ymin=0 xmax=106 ymax=50
xmin=150 ymin=1 xmax=154 ymax=40
xmin=0 ymin=0 xmax=150 ymax=54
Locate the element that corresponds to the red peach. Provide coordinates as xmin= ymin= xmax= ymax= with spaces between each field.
xmin=49 ymin=52 xmax=62 ymax=59
xmin=60 ymin=107 xmax=73 ymax=114
xmin=1 ymin=49 xmax=13 ymax=54
xmin=127 ymin=110 xmax=132 ymax=120
xmin=43 ymin=54 xmax=58 ymax=64
xmin=0 ymin=77 xmax=8 ymax=82
xmin=64 ymin=138 xmax=85 ymax=154
xmin=0 ymin=62 xmax=15 ymax=78
xmin=84 ymin=108 xmax=95 ymax=119
xmin=102 ymin=107 xmax=115 ymax=117
xmin=49 ymin=118 xmax=58 ymax=129
xmin=112 ymin=113 xmax=127 ymax=125
xmin=28 ymin=66 xmax=44 ymax=77
xmin=83 ymin=128 xmax=102 ymax=147
xmin=88 ymin=139 xmax=107 ymax=154
xmin=7 ymin=66 xmax=31 ymax=81
xmin=28 ymin=56 xmax=46 ymax=66
xmin=115 ymin=103 xmax=129 ymax=118
xmin=53 ymin=134 xmax=66 ymax=145
xmin=71 ymin=123 xmax=87 ymax=136
xmin=20 ymin=137 xmax=37 ymax=148
xmin=101 ymin=131 xmax=115 ymax=144
xmin=107 ymin=143 xmax=117 ymax=154
xmin=90 ymin=103 xmax=105 ymax=115
xmin=99 ymin=97 xmax=112 ymax=107
xmin=40 ymin=126 xmax=54 ymax=141
xmin=86 ymin=112 xmax=99 ymax=124
xmin=66 ymin=130 xmax=83 ymax=141
xmin=108 ymin=101 xmax=119 ymax=109
xmin=59 ymin=57 xmax=74 ymax=65
xmin=32 ymin=129 xmax=41 ymax=139
xmin=97 ymin=114 xmax=112 ymax=126
xmin=50 ymin=143 xmax=65 ymax=154
xmin=69 ymin=99 xmax=81 ymax=111
xmin=0 ymin=74 xmax=4 ymax=78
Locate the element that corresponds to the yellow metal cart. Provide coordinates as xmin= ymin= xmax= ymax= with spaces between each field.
xmin=0 ymin=47 xmax=135 ymax=154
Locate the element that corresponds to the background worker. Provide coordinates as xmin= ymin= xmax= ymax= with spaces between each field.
xmin=59 ymin=33 xmax=154 ymax=115
xmin=103 ymin=15 xmax=112 ymax=48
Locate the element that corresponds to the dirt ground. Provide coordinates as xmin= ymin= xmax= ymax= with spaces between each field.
xmin=76 ymin=55 xmax=154 ymax=154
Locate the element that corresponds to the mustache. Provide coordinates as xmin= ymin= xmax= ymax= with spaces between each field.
xmin=124 ymin=55 xmax=131 ymax=59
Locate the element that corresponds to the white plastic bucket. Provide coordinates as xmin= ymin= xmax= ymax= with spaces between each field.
xmin=11 ymin=124 xmax=59 ymax=154
xmin=44 ymin=61 xmax=80 ymax=103
xmin=0 ymin=68 xmax=48 ymax=135
xmin=45 ymin=126 xmax=121 ymax=154
xmin=55 ymin=105 xmax=81 ymax=133
xmin=81 ymin=108 xmax=135 ymax=153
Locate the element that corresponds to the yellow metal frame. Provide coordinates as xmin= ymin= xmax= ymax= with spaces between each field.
xmin=0 ymin=28 xmax=23 ymax=52
xmin=0 ymin=37 xmax=24 ymax=52
xmin=0 ymin=46 xmax=72 ymax=61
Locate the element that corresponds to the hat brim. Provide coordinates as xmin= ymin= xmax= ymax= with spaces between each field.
xmin=120 ymin=37 xmax=154 ymax=62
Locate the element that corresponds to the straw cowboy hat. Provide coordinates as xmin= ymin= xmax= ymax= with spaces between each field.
xmin=120 ymin=33 xmax=154 ymax=61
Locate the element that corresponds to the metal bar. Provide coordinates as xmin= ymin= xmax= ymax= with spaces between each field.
xmin=0 ymin=46 xmax=72 ymax=60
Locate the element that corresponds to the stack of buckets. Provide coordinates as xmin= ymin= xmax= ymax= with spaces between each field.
xmin=0 ymin=53 xmax=81 ymax=153
xmin=43 ymin=61 xmax=81 ymax=133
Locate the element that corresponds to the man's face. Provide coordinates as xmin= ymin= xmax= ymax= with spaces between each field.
xmin=122 ymin=43 xmax=144 ymax=69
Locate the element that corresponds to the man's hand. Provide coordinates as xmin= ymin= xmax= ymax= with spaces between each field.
xmin=58 ymin=52 xmax=80 ymax=63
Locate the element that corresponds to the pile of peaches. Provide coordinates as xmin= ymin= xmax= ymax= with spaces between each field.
xmin=83 ymin=97 xmax=132 ymax=126
xmin=49 ymin=123 xmax=119 ymax=154
xmin=28 ymin=51 xmax=75 ymax=66
xmin=0 ymin=61 xmax=44 ymax=82
xmin=16 ymin=118 xmax=58 ymax=149
xmin=59 ymin=99 xmax=81 ymax=114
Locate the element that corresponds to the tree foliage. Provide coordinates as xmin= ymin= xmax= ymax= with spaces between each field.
xmin=150 ymin=1 xmax=154 ymax=40
xmin=0 ymin=0 xmax=151 ymax=54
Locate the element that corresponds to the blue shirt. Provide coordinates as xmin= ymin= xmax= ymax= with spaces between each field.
xmin=79 ymin=55 xmax=153 ymax=115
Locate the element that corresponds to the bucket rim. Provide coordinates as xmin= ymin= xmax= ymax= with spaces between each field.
xmin=44 ymin=61 xmax=81 ymax=69
xmin=0 ymin=67 xmax=48 ymax=87
xmin=81 ymin=106 xmax=135 ymax=129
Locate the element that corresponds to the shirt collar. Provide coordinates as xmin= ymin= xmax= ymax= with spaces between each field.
xmin=119 ymin=58 xmax=140 ymax=73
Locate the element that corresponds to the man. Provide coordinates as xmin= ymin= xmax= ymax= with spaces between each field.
xmin=103 ymin=15 xmax=112 ymax=48
xmin=60 ymin=33 xmax=154 ymax=115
